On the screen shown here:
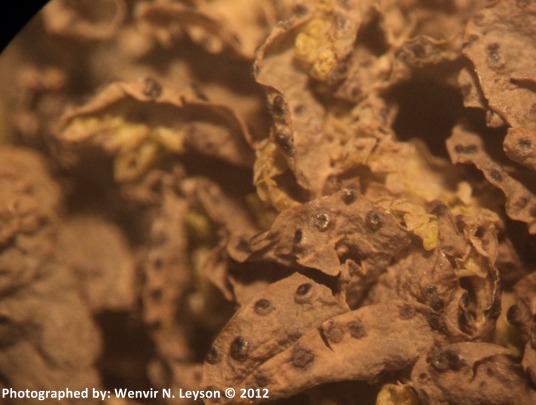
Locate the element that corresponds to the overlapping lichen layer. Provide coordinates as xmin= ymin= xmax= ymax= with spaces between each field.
xmin=1 ymin=1 xmax=536 ymax=404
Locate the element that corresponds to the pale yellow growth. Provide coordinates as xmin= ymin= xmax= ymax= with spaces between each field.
xmin=294 ymin=16 xmax=336 ymax=81
xmin=185 ymin=209 xmax=215 ymax=244
xmin=376 ymin=383 xmax=420 ymax=405
xmin=62 ymin=112 xmax=185 ymax=182
xmin=391 ymin=200 xmax=438 ymax=251
xmin=254 ymin=139 xmax=300 ymax=212
xmin=456 ymin=250 xmax=489 ymax=278
xmin=115 ymin=141 xmax=158 ymax=182
xmin=312 ymin=48 xmax=337 ymax=81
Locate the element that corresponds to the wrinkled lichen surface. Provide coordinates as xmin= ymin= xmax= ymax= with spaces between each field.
xmin=1 ymin=1 xmax=536 ymax=404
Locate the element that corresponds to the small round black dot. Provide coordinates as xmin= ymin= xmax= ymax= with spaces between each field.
xmin=454 ymin=144 xmax=478 ymax=154
xmin=348 ymin=320 xmax=367 ymax=339
xmin=255 ymin=373 xmax=269 ymax=387
xmin=291 ymin=346 xmax=314 ymax=369
xmin=254 ymin=299 xmax=274 ymax=316
xmin=230 ymin=336 xmax=249 ymax=362
xmin=342 ymin=189 xmax=355 ymax=205
xmin=489 ymin=169 xmax=503 ymax=182
xmin=324 ymin=322 xmax=344 ymax=343
xmin=274 ymin=130 xmax=295 ymax=156
xmin=518 ymin=137 xmax=532 ymax=150
xmin=399 ymin=304 xmax=417 ymax=320
xmin=295 ymin=283 xmax=313 ymax=303
xmin=294 ymin=229 xmax=303 ymax=243
xmin=312 ymin=213 xmax=330 ymax=231
xmin=143 ymin=77 xmax=162 ymax=98
xmin=365 ymin=210 xmax=383 ymax=232
xmin=431 ymin=202 xmax=448 ymax=217
xmin=271 ymin=95 xmax=286 ymax=116
xmin=205 ymin=347 xmax=221 ymax=365
xmin=487 ymin=43 xmax=501 ymax=64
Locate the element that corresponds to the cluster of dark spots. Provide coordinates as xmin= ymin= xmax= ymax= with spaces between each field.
xmin=426 ymin=313 xmax=448 ymax=334
xmin=254 ymin=298 xmax=274 ymax=316
xmin=488 ymin=169 xmax=503 ymax=182
xmin=517 ymin=137 xmax=533 ymax=150
xmin=295 ymin=283 xmax=313 ymax=303
xmin=424 ymin=285 xmax=444 ymax=312
xmin=454 ymin=143 xmax=478 ymax=154
xmin=365 ymin=210 xmax=383 ymax=232
xmin=294 ymin=229 xmax=303 ymax=244
xmin=342 ymin=189 xmax=355 ymax=205
xmin=230 ymin=336 xmax=249 ymax=362
xmin=312 ymin=212 xmax=330 ymax=231
xmin=274 ymin=130 xmax=295 ymax=156
xmin=143 ymin=77 xmax=162 ymax=99
xmin=291 ymin=346 xmax=315 ymax=369
xmin=399 ymin=303 xmax=417 ymax=320
xmin=427 ymin=348 xmax=464 ymax=372
xmin=324 ymin=322 xmax=344 ymax=343
xmin=486 ymin=43 xmax=501 ymax=65
xmin=205 ymin=346 xmax=221 ymax=365
xmin=348 ymin=320 xmax=367 ymax=339
xmin=271 ymin=95 xmax=286 ymax=116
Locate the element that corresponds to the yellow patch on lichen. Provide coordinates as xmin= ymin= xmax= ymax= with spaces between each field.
xmin=376 ymin=383 xmax=420 ymax=405
xmin=253 ymin=139 xmax=300 ymax=212
xmin=391 ymin=200 xmax=438 ymax=251
xmin=294 ymin=16 xmax=336 ymax=81
xmin=62 ymin=113 xmax=185 ymax=182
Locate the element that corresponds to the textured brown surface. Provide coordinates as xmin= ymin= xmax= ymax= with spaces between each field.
xmin=1 ymin=1 xmax=536 ymax=404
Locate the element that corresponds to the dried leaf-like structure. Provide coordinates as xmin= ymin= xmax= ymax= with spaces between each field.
xmin=0 ymin=146 xmax=101 ymax=402
xmin=136 ymin=0 xmax=292 ymax=59
xmin=56 ymin=78 xmax=253 ymax=182
xmin=447 ymin=125 xmax=536 ymax=234
xmin=3 ymin=0 xmax=536 ymax=404
xmin=412 ymin=342 xmax=536 ymax=405
xmin=462 ymin=0 xmax=536 ymax=130
xmin=244 ymin=189 xmax=410 ymax=278
xmin=202 ymin=273 xmax=348 ymax=391
xmin=0 ymin=147 xmax=60 ymax=292
xmin=215 ymin=301 xmax=437 ymax=403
